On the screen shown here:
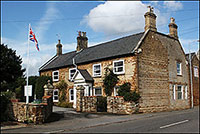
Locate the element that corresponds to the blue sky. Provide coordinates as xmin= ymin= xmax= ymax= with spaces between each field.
xmin=1 ymin=1 xmax=199 ymax=76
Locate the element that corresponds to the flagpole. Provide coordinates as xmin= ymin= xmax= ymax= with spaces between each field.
xmin=26 ymin=23 xmax=30 ymax=104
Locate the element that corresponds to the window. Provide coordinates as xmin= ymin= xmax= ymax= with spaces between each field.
xmin=177 ymin=62 xmax=182 ymax=75
xmin=69 ymin=68 xmax=76 ymax=80
xmin=114 ymin=86 xmax=120 ymax=96
xmin=94 ymin=87 xmax=102 ymax=96
xmin=69 ymin=89 xmax=74 ymax=102
xmin=53 ymin=89 xmax=59 ymax=102
xmin=113 ymin=60 xmax=125 ymax=74
xmin=52 ymin=71 xmax=59 ymax=81
xmin=185 ymin=86 xmax=188 ymax=99
xmin=93 ymin=64 xmax=101 ymax=77
xmin=172 ymin=85 xmax=176 ymax=100
xmin=177 ymin=85 xmax=183 ymax=99
xmin=194 ymin=67 xmax=199 ymax=77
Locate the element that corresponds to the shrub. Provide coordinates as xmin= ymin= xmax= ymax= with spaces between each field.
xmin=118 ymin=82 xmax=141 ymax=103
xmin=96 ymin=96 xmax=107 ymax=112
xmin=35 ymin=76 xmax=52 ymax=99
xmin=55 ymin=80 xmax=68 ymax=102
xmin=103 ymin=68 xmax=119 ymax=96
xmin=0 ymin=91 xmax=13 ymax=121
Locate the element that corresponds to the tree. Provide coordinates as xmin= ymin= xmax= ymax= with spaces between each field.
xmin=103 ymin=68 xmax=119 ymax=96
xmin=0 ymin=44 xmax=25 ymax=92
xmin=35 ymin=76 xmax=52 ymax=99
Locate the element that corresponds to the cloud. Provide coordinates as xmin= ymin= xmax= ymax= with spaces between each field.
xmin=163 ymin=1 xmax=183 ymax=11
xmin=35 ymin=3 xmax=60 ymax=42
xmin=83 ymin=1 xmax=167 ymax=36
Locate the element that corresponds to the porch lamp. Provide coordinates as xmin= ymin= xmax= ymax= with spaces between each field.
xmin=189 ymin=39 xmax=199 ymax=108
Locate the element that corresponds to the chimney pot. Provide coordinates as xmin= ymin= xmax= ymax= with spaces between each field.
xmin=76 ymin=31 xmax=88 ymax=51
xmin=168 ymin=17 xmax=178 ymax=39
xmin=56 ymin=39 xmax=62 ymax=56
xmin=144 ymin=6 xmax=157 ymax=32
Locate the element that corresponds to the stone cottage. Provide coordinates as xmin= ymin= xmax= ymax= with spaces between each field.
xmin=186 ymin=52 xmax=199 ymax=106
xmin=39 ymin=6 xmax=190 ymax=113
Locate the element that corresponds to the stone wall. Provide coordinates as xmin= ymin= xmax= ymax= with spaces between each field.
xmin=159 ymin=32 xmax=190 ymax=110
xmin=82 ymin=96 xmax=97 ymax=112
xmin=8 ymin=96 xmax=53 ymax=124
xmin=138 ymin=31 xmax=170 ymax=113
xmin=107 ymin=96 xmax=137 ymax=115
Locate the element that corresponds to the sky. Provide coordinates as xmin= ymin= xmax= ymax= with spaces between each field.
xmin=1 ymin=1 xmax=199 ymax=76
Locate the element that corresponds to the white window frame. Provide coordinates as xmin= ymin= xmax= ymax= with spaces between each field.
xmin=185 ymin=86 xmax=188 ymax=99
xmin=93 ymin=63 xmax=101 ymax=77
xmin=53 ymin=89 xmax=59 ymax=102
xmin=113 ymin=60 xmax=125 ymax=74
xmin=69 ymin=88 xmax=74 ymax=102
xmin=94 ymin=87 xmax=102 ymax=96
xmin=172 ymin=85 xmax=176 ymax=100
xmin=69 ymin=68 xmax=76 ymax=80
xmin=177 ymin=62 xmax=182 ymax=75
xmin=52 ymin=70 xmax=59 ymax=82
xmin=114 ymin=86 xmax=120 ymax=96
xmin=194 ymin=66 xmax=199 ymax=77
xmin=177 ymin=85 xmax=183 ymax=100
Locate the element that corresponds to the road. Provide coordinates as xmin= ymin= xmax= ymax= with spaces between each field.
xmin=72 ymin=107 xmax=199 ymax=133
xmin=1 ymin=106 xmax=199 ymax=133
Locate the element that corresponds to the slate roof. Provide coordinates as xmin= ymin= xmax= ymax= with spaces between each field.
xmin=39 ymin=32 xmax=144 ymax=71
xmin=78 ymin=69 xmax=94 ymax=82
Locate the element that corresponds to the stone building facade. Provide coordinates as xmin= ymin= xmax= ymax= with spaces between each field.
xmin=186 ymin=53 xmax=199 ymax=106
xmin=39 ymin=6 xmax=191 ymax=113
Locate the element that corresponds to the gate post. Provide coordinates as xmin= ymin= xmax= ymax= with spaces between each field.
xmin=76 ymin=85 xmax=85 ymax=112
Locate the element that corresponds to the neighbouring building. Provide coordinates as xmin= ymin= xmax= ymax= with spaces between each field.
xmin=186 ymin=52 xmax=199 ymax=106
xmin=39 ymin=6 xmax=191 ymax=113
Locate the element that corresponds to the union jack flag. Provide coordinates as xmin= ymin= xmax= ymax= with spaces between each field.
xmin=29 ymin=27 xmax=39 ymax=51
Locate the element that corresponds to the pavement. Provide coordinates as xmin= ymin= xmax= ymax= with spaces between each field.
xmin=1 ymin=106 xmax=199 ymax=133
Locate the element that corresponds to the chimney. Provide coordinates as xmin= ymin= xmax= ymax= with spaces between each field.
xmin=56 ymin=39 xmax=62 ymax=56
xmin=76 ymin=31 xmax=88 ymax=52
xmin=168 ymin=17 xmax=178 ymax=39
xmin=144 ymin=6 xmax=157 ymax=32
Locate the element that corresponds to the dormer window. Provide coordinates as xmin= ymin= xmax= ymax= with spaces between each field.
xmin=52 ymin=71 xmax=59 ymax=81
xmin=69 ymin=68 xmax=76 ymax=80
xmin=93 ymin=63 xmax=101 ymax=77
xmin=177 ymin=62 xmax=182 ymax=75
xmin=113 ymin=60 xmax=125 ymax=74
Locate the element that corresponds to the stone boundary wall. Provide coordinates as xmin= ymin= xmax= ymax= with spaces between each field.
xmin=82 ymin=96 xmax=97 ymax=112
xmin=8 ymin=96 xmax=53 ymax=124
xmin=107 ymin=96 xmax=137 ymax=114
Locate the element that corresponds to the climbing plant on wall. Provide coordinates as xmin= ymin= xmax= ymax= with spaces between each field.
xmin=55 ymin=80 xmax=68 ymax=102
xmin=103 ymin=68 xmax=119 ymax=96
xmin=118 ymin=82 xmax=141 ymax=103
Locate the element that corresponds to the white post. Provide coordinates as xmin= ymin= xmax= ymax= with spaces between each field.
xmin=26 ymin=23 xmax=30 ymax=104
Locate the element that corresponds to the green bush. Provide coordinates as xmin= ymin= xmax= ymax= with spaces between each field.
xmin=118 ymin=82 xmax=141 ymax=103
xmin=96 ymin=96 xmax=107 ymax=112
xmin=35 ymin=76 xmax=52 ymax=99
xmin=0 ymin=91 xmax=13 ymax=121
xmin=103 ymin=68 xmax=119 ymax=96
xmin=55 ymin=80 xmax=68 ymax=102
xmin=58 ymin=102 xmax=73 ymax=108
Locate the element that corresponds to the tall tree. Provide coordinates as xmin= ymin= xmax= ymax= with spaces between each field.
xmin=0 ymin=44 xmax=25 ymax=92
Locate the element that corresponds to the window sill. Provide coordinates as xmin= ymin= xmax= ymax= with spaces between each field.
xmin=177 ymin=74 xmax=182 ymax=77
xmin=93 ymin=75 xmax=101 ymax=78
xmin=114 ymin=72 xmax=125 ymax=75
